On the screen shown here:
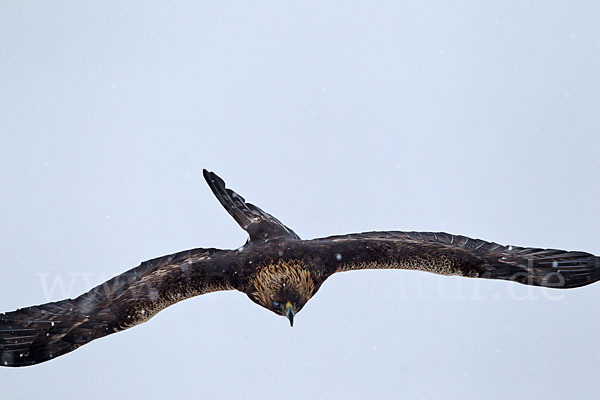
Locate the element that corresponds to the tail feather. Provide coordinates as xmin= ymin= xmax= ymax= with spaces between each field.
xmin=202 ymin=169 xmax=300 ymax=242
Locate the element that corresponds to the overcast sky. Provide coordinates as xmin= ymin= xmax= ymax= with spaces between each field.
xmin=1 ymin=2 xmax=599 ymax=399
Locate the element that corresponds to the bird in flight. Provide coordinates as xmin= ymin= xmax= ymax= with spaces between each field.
xmin=1 ymin=170 xmax=599 ymax=367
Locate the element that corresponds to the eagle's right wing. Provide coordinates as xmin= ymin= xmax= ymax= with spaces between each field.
xmin=0 ymin=247 xmax=236 ymax=367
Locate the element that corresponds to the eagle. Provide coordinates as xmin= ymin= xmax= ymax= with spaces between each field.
xmin=1 ymin=170 xmax=599 ymax=367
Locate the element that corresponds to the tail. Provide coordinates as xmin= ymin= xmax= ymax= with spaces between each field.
xmin=202 ymin=169 xmax=300 ymax=242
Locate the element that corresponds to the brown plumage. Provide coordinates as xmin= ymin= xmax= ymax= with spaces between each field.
xmin=1 ymin=169 xmax=599 ymax=367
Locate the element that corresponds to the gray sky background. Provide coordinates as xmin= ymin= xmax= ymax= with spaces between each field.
xmin=1 ymin=2 xmax=599 ymax=399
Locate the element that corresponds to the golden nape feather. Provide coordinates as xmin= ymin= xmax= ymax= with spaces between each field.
xmin=250 ymin=260 xmax=316 ymax=308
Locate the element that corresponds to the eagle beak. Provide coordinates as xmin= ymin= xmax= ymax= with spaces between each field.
xmin=285 ymin=301 xmax=294 ymax=327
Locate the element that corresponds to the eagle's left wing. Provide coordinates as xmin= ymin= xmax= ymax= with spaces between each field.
xmin=0 ymin=247 xmax=237 ymax=367
xmin=308 ymin=231 xmax=600 ymax=289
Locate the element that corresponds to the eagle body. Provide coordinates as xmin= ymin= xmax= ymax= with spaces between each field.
xmin=1 ymin=170 xmax=598 ymax=367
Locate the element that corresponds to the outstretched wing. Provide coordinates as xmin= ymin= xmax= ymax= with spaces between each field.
xmin=309 ymin=231 xmax=600 ymax=288
xmin=203 ymin=169 xmax=300 ymax=242
xmin=0 ymin=248 xmax=236 ymax=367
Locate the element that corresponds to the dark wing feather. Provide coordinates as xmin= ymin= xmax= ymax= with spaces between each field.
xmin=0 ymin=248 xmax=236 ymax=367
xmin=203 ymin=169 xmax=300 ymax=242
xmin=309 ymin=231 xmax=600 ymax=288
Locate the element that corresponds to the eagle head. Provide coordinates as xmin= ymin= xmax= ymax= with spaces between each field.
xmin=249 ymin=260 xmax=316 ymax=327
